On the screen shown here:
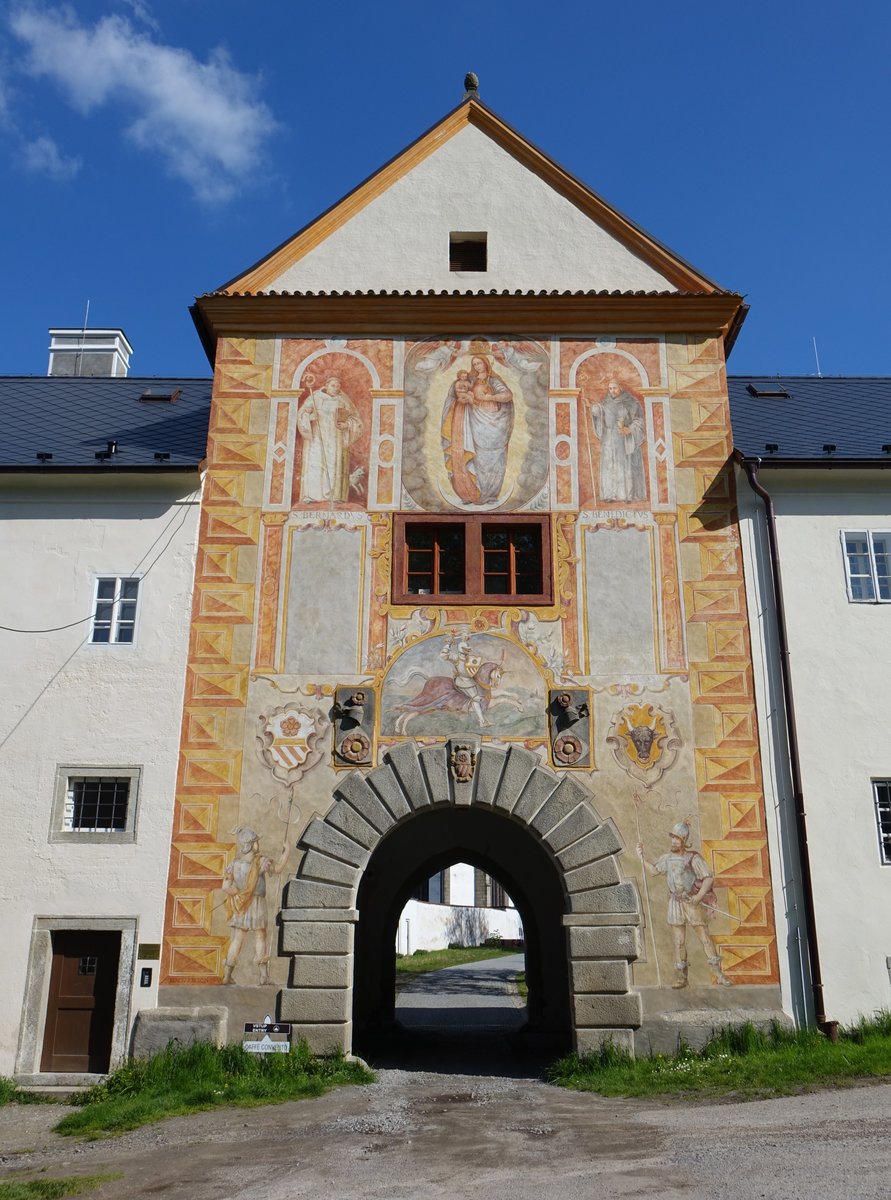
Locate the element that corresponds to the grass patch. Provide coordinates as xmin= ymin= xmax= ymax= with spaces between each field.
xmin=394 ymin=946 xmax=515 ymax=983
xmin=0 ymin=1080 xmax=56 ymax=1107
xmin=0 ymin=1173 xmax=120 ymax=1199
xmin=514 ymin=971 xmax=528 ymax=1002
xmin=549 ymin=1011 xmax=891 ymax=1101
xmin=53 ymin=1041 xmax=372 ymax=1138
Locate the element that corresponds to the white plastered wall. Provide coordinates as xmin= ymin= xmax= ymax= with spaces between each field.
xmin=396 ymin=864 xmax=523 ymax=954
xmin=269 ymin=125 xmax=676 ymax=295
xmin=0 ymin=473 xmax=201 ymax=1075
xmin=737 ymin=467 xmax=891 ymax=1024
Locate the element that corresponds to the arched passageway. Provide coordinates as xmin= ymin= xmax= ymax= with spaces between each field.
xmin=279 ymin=741 xmax=643 ymax=1057
xmin=354 ymin=805 xmax=569 ymax=1048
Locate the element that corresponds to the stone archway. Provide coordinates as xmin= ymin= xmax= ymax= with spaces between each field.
xmin=279 ymin=741 xmax=642 ymax=1055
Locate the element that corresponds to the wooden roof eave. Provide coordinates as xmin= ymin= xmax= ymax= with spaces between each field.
xmin=191 ymin=291 xmax=746 ymax=366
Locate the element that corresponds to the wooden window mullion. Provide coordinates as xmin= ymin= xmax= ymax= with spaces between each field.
xmin=393 ymin=513 xmax=551 ymax=606
xmin=467 ymin=516 xmax=484 ymax=600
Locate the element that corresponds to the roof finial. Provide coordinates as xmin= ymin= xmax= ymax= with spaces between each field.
xmin=464 ymin=72 xmax=479 ymax=100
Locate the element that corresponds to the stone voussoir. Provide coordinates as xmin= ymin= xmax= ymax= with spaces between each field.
xmin=298 ymin=817 xmax=369 ymax=868
xmin=418 ymin=744 xmax=450 ymax=803
xmin=472 ymin=745 xmax=507 ymax=807
xmin=530 ymin=774 xmax=591 ymax=838
xmin=557 ymin=818 xmax=623 ymax=871
xmin=385 ymin=742 xmax=432 ymax=809
xmin=511 ymin=766 xmax=561 ymax=824
xmin=366 ymin=763 xmax=412 ymax=821
xmin=568 ymin=882 xmax=639 ymax=915
xmin=326 ymin=798 xmax=380 ymax=850
xmin=493 ymin=745 xmax=539 ymax=812
xmin=298 ymin=849 xmax=361 ymax=888
xmin=334 ymin=771 xmax=395 ymax=835
xmin=563 ymin=856 xmax=621 ymax=893
xmin=542 ymin=803 xmax=600 ymax=853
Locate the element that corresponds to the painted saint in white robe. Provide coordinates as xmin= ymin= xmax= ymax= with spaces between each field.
xmin=589 ymin=378 xmax=647 ymax=502
xmin=295 ymin=377 xmax=363 ymax=503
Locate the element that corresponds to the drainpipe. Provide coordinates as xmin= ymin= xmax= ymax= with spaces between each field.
xmin=738 ymin=455 xmax=830 ymax=1031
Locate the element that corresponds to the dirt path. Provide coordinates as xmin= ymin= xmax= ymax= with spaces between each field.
xmin=1 ymin=1074 xmax=889 ymax=1199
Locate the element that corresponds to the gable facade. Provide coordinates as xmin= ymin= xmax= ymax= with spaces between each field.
xmin=150 ymin=104 xmax=788 ymax=1053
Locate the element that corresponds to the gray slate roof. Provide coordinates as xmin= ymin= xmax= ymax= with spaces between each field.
xmin=4 ymin=371 xmax=889 ymax=470
xmin=0 ymin=376 xmax=212 ymax=469
xmin=729 ymin=376 xmax=891 ymax=463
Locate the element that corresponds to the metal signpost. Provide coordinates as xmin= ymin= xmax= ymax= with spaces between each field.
xmin=243 ymin=1015 xmax=292 ymax=1054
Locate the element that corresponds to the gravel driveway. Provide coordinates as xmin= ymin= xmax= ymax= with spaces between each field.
xmin=2 ymin=957 xmax=887 ymax=1199
xmin=1 ymin=1073 xmax=888 ymax=1199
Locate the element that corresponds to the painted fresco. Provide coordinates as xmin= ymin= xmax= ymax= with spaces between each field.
xmin=161 ymin=330 xmax=780 ymax=1001
xmin=573 ymin=350 xmax=650 ymax=510
xmin=277 ymin=337 xmax=394 ymax=394
xmin=289 ymin=351 xmax=374 ymax=508
xmin=381 ymin=631 xmax=547 ymax=737
xmin=402 ymin=337 xmax=549 ymax=511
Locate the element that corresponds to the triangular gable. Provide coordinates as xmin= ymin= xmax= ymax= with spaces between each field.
xmin=221 ymin=100 xmax=722 ymax=297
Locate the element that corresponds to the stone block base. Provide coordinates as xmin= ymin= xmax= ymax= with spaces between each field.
xmin=289 ymin=1022 xmax=352 ymax=1055
xmin=574 ymin=1027 xmax=635 ymax=1056
xmin=131 ymin=1006 xmax=228 ymax=1059
xmin=634 ymin=985 xmax=792 ymax=1055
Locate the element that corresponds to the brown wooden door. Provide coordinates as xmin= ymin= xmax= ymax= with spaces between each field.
xmin=41 ymin=931 xmax=120 ymax=1073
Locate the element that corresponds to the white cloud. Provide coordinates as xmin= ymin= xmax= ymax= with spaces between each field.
xmin=119 ymin=1 xmax=160 ymax=34
xmin=9 ymin=6 xmax=278 ymax=202
xmin=21 ymin=133 xmax=81 ymax=179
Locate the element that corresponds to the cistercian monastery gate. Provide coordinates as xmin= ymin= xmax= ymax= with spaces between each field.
xmin=280 ymin=741 xmax=642 ymax=1055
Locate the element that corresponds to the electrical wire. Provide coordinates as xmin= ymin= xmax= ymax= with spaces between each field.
xmin=0 ymin=492 xmax=199 ymax=634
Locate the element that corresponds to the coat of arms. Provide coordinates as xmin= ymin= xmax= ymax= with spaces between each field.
xmin=256 ymin=705 xmax=327 ymax=787
xmin=606 ymin=702 xmax=681 ymax=785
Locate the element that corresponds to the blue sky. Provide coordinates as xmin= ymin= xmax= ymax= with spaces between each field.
xmin=2 ymin=0 xmax=888 ymax=379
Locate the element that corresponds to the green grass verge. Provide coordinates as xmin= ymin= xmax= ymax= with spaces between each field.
xmin=0 ymin=1080 xmax=56 ymax=1107
xmin=514 ymin=970 xmax=528 ymax=1002
xmin=394 ymin=946 xmax=515 ymax=982
xmin=549 ymin=1011 xmax=891 ymax=1100
xmin=53 ymin=1041 xmax=372 ymax=1138
xmin=0 ymin=1173 xmax=120 ymax=1199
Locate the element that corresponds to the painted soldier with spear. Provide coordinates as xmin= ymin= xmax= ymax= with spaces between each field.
xmin=637 ymin=819 xmax=733 ymax=989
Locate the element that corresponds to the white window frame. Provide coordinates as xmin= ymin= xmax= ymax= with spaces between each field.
xmin=841 ymin=531 xmax=891 ymax=603
xmin=872 ymin=781 xmax=891 ymax=866
xmin=49 ymin=766 xmax=141 ymax=844
xmin=89 ymin=575 xmax=142 ymax=645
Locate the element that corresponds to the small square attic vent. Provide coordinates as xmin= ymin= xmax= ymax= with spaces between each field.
xmin=449 ymin=232 xmax=487 ymax=272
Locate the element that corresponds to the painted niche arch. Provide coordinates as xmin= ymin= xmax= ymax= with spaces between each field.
xmin=279 ymin=741 xmax=642 ymax=1055
xmin=568 ymin=345 xmax=650 ymax=389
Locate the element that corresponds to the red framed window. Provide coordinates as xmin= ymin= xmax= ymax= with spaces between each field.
xmin=393 ymin=514 xmax=552 ymax=605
